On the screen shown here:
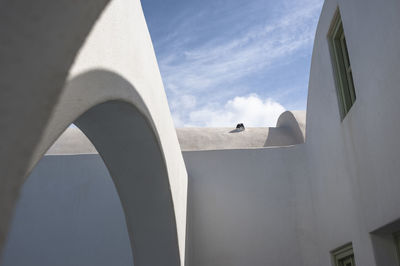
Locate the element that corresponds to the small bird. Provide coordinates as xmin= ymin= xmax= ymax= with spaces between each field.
xmin=236 ymin=123 xmax=245 ymax=131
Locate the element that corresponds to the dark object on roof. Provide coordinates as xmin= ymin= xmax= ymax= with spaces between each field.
xmin=236 ymin=123 xmax=245 ymax=131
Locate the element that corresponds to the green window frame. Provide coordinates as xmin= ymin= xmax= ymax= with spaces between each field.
xmin=328 ymin=11 xmax=356 ymax=119
xmin=331 ymin=243 xmax=356 ymax=266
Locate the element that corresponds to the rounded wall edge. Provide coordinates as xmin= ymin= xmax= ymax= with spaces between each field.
xmin=31 ymin=68 xmax=187 ymax=265
xmin=304 ymin=0 xmax=340 ymax=140
xmin=276 ymin=110 xmax=306 ymax=144
xmin=65 ymin=0 xmax=188 ymax=262
xmin=24 ymin=0 xmax=188 ymax=262
xmin=0 ymin=0 xmax=112 ymax=253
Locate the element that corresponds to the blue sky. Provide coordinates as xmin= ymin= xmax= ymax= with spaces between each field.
xmin=141 ymin=0 xmax=324 ymax=127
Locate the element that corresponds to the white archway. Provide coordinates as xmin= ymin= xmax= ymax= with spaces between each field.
xmin=23 ymin=71 xmax=183 ymax=265
xmin=0 ymin=0 xmax=187 ymax=262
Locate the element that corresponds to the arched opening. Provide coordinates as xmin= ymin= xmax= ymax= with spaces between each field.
xmin=73 ymin=101 xmax=180 ymax=266
xmin=0 ymin=0 xmax=188 ymax=260
xmin=2 ymin=100 xmax=181 ymax=266
xmin=1 ymin=126 xmax=133 ymax=266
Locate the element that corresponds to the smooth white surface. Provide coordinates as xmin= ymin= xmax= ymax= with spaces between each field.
xmin=0 ymin=0 xmax=187 ymax=263
xmin=183 ymin=147 xmax=305 ymax=266
xmin=184 ymin=0 xmax=400 ymax=265
xmin=1 ymin=155 xmax=133 ymax=266
xmin=48 ymin=110 xmax=306 ymax=153
xmin=46 ymin=127 xmax=98 ymax=155
xmin=0 ymin=0 xmax=110 ymax=249
xmin=296 ymin=0 xmax=400 ymax=265
xmin=177 ymin=111 xmax=305 ymax=151
xmin=2 ymin=0 xmax=400 ymax=265
xmin=38 ymin=2 xmax=188 ymax=258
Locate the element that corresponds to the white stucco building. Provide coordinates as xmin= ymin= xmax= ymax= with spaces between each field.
xmin=1 ymin=0 xmax=400 ymax=265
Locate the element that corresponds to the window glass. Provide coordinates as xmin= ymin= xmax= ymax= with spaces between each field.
xmin=329 ymin=11 xmax=356 ymax=119
xmin=332 ymin=243 xmax=356 ymax=266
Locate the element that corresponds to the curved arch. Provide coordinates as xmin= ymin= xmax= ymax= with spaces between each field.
xmin=20 ymin=70 xmax=182 ymax=265
xmin=29 ymin=69 xmax=154 ymax=171
xmin=0 ymin=0 xmax=110 ymax=252
xmin=75 ymin=100 xmax=180 ymax=265
xmin=0 ymin=1 xmax=187 ymax=262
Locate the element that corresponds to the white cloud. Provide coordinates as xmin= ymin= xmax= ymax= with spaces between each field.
xmin=173 ymin=94 xmax=285 ymax=127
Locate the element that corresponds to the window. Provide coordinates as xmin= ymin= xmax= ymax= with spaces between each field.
xmin=332 ymin=243 xmax=356 ymax=266
xmin=369 ymin=222 xmax=400 ymax=266
xmin=329 ymin=11 xmax=356 ymax=119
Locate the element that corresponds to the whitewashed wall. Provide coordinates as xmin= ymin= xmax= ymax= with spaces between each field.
xmin=2 ymin=0 xmax=400 ymax=265
xmin=1 ymin=155 xmax=133 ymax=266
xmin=183 ymin=0 xmax=400 ymax=265
xmin=183 ymin=147 xmax=306 ymax=266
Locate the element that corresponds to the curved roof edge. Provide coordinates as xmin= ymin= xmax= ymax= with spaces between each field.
xmin=46 ymin=111 xmax=306 ymax=154
xmin=178 ymin=110 xmax=306 ymax=151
